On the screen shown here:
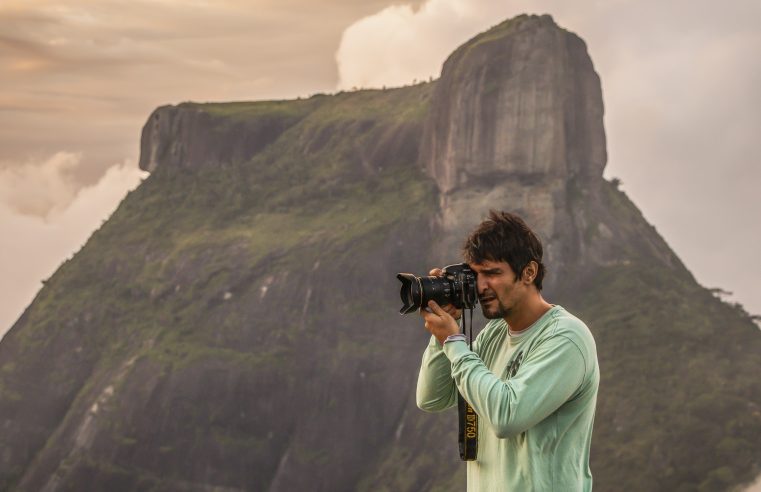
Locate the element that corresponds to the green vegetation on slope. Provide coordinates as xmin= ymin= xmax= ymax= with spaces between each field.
xmin=0 ymin=84 xmax=438 ymax=491
xmin=557 ymin=181 xmax=761 ymax=492
xmin=569 ymin=259 xmax=761 ymax=492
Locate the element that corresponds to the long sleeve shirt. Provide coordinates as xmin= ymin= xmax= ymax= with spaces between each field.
xmin=416 ymin=305 xmax=599 ymax=492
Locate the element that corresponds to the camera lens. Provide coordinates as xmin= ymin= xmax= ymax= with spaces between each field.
xmin=396 ymin=273 xmax=453 ymax=314
xmin=396 ymin=263 xmax=478 ymax=315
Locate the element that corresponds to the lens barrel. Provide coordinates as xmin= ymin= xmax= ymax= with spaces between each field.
xmin=397 ymin=264 xmax=476 ymax=315
xmin=397 ymin=274 xmax=453 ymax=314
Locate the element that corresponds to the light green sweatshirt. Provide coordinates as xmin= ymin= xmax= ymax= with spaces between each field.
xmin=416 ymin=305 xmax=599 ymax=492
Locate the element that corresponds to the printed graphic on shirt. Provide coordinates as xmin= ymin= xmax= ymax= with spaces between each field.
xmin=505 ymin=350 xmax=524 ymax=379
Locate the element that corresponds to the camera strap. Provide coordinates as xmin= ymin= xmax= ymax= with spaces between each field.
xmin=457 ymin=308 xmax=478 ymax=461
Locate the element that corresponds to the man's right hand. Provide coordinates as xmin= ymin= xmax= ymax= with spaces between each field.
xmin=428 ymin=268 xmax=463 ymax=320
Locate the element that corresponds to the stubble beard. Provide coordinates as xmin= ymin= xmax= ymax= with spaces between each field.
xmin=481 ymin=277 xmax=521 ymax=320
xmin=481 ymin=298 xmax=510 ymax=320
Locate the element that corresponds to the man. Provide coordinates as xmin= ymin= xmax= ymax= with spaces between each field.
xmin=417 ymin=210 xmax=599 ymax=491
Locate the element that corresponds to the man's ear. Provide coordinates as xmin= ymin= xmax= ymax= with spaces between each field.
xmin=522 ymin=261 xmax=538 ymax=284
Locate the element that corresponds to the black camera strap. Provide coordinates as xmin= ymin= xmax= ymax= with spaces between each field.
xmin=457 ymin=308 xmax=478 ymax=461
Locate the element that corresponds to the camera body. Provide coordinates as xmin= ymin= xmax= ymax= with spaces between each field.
xmin=397 ymin=263 xmax=479 ymax=315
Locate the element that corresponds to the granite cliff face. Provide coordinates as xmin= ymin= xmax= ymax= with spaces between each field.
xmin=423 ymin=14 xmax=605 ymax=192
xmin=1 ymin=14 xmax=759 ymax=492
xmin=140 ymin=101 xmax=312 ymax=173
xmin=422 ymin=15 xmax=678 ymax=290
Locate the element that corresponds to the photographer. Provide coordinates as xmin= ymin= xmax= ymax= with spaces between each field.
xmin=416 ymin=210 xmax=599 ymax=491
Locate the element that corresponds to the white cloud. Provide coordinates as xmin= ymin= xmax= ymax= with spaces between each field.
xmin=0 ymin=151 xmax=82 ymax=217
xmin=335 ymin=0 xmax=514 ymax=89
xmin=0 ymin=154 xmax=147 ymax=338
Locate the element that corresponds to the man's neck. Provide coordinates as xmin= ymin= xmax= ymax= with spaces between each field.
xmin=504 ymin=294 xmax=553 ymax=333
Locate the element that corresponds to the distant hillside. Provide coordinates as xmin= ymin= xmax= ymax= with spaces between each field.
xmin=1 ymin=14 xmax=759 ymax=492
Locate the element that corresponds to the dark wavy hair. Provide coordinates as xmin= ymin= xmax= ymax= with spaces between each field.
xmin=462 ymin=210 xmax=546 ymax=290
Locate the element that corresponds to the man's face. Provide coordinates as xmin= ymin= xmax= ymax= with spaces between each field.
xmin=469 ymin=259 xmax=526 ymax=320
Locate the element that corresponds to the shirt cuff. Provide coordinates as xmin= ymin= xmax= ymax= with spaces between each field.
xmin=444 ymin=333 xmax=467 ymax=344
xmin=442 ymin=338 xmax=471 ymax=362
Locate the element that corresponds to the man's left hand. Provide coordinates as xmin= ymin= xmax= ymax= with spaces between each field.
xmin=420 ymin=300 xmax=460 ymax=344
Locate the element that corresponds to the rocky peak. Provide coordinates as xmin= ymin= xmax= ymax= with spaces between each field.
xmin=421 ymin=14 xmax=608 ymax=278
xmin=422 ymin=14 xmax=606 ymax=192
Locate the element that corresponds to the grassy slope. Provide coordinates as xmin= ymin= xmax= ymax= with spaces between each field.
xmin=574 ymin=261 xmax=761 ymax=492
xmin=0 ymin=84 xmax=439 ymax=490
xmin=568 ymin=183 xmax=761 ymax=492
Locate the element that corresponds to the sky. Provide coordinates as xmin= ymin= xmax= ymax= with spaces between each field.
xmin=1 ymin=0 xmax=759 ymax=338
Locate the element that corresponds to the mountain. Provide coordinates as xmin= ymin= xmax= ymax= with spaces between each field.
xmin=1 ymin=14 xmax=759 ymax=492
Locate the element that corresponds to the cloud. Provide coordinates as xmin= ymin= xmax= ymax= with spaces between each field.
xmin=0 ymin=153 xmax=147 ymax=338
xmin=0 ymin=151 xmax=82 ymax=216
xmin=0 ymin=0 xmax=418 ymax=184
xmin=336 ymin=1 xmax=513 ymax=89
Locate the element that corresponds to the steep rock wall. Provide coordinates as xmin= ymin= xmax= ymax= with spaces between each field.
xmin=139 ymin=100 xmax=317 ymax=173
xmin=423 ymin=14 xmax=606 ymax=193
xmin=421 ymin=14 xmax=682 ymax=289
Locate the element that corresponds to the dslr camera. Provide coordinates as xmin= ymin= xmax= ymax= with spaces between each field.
xmin=396 ymin=263 xmax=478 ymax=315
